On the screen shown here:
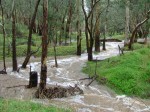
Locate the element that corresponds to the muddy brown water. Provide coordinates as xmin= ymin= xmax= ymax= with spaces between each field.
xmin=0 ymin=42 xmax=150 ymax=112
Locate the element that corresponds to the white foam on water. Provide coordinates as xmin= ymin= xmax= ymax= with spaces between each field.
xmin=6 ymin=42 xmax=150 ymax=112
xmin=78 ymin=108 xmax=92 ymax=112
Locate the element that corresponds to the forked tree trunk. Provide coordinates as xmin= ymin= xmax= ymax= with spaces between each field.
xmin=12 ymin=0 xmax=18 ymax=71
xmin=39 ymin=0 xmax=48 ymax=94
xmin=128 ymin=10 xmax=150 ymax=50
xmin=22 ymin=0 xmax=41 ymax=68
xmin=0 ymin=0 xmax=6 ymax=72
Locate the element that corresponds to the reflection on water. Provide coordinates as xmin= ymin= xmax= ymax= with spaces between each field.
xmin=7 ymin=42 xmax=150 ymax=112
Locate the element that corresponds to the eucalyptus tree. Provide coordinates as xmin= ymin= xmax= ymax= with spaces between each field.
xmin=128 ymin=0 xmax=150 ymax=49
xmin=39 ymin=0 xmax=48 ymax=95
xmin=65 ymin=0 xmax=76 ymax=45
xmin=82 ymin=0 xmax=104 ymax=61
xmin=124 ymin=0 xmax=130 ymax=45
xmin=12 ymin=0 xmax=18 ymax=71
xmin=76 ymin=0 xmax=82 ymax=55
xmin=102 ymin=0 xmax=110 ymax=50
xmin=0 ymin=0 xmax=7 ymax=73
xmin=129 ymin=9 xmax=150 ymax=49
xmin=22 ymin=0 xmax=41 ymax=68
xmin=94 ymin=0 xmax=101 ymax=52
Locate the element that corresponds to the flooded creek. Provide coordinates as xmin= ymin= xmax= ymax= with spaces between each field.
xmin=6 ymin=42 xmax=150 ymax=112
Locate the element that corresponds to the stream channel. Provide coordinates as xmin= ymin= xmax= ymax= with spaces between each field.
xmin=7 ymin=42 xmax=150 ymax=112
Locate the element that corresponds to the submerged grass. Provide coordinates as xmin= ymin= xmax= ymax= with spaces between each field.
xmin=83 ymin=47 xmax=150 ymax=98
xmin=0 ymin=98 xmax=71 ymax=112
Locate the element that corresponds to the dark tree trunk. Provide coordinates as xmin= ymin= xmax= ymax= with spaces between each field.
xmin=103 ymin=0 xmax=110 ymax=51
xmin=32 ymin=22 xmax=37 ymax=33
xmin=38 ymin=23 xmax=42 ymax=36
xmin=39 ymin=0 xmax=48 ymax=94
xmin=0 ymin=1 xmax=6 ymax=72
xmin=22 ymin=0 xmax=41 ymax=68
xmin=76 ymin=0 xmax=81 ymax=56
xmin=82 ymin=0 xmax=101 ymax=61
xmin=12 ymin=2 xmax=18 ymax=71
xmin=65 ymin=0 xmax=73 ymax=44
xmin=88 ymin=39 xmax=93 ymax=61
xmin=103 ymin=32 xmax=106 ymax=50
xmin=59 ymin=11 xmax=67 ymax=45
xmin=77 ymin=29 xmax=82 ymax=55
xmin=54 ymin=46 xmax=58 ymax=67
xmin=95 ymin=34 xmax=100 ymax=52
xmin=94 ymin=19 xmax=100 ymax=52
xmin=94 ymin=0 xmax=100 ymax=52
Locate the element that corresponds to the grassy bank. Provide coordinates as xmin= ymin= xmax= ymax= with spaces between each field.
xmin=83 ymin=47 xmax=150 ymax=98
xmin=0 ymin=98 xmax=71 ymax=112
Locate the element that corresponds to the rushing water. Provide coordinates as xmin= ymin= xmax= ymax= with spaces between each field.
xmin=7 ymin=42 xmax=150 ymax=112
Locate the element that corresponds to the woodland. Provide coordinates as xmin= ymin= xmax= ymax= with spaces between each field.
xmin=0 ymin=0 xmax=150 ymax=112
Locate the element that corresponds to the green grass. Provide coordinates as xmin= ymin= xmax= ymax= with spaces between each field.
xmin=0 ymin=32 xmax=87 ymax=60
xmin=0 ymin=98 xmax=71 ymax=112
xmin=83 ymin=47 xmax=150 ymax=98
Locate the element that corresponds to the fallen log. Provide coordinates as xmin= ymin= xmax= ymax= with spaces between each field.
xmin=100 ymin=39 xmax=122 ymax=42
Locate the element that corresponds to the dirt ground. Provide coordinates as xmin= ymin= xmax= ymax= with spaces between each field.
xmin=0 ymin=57 xmax=39 ymax=100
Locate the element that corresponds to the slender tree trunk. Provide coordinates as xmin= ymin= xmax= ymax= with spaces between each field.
xmin=124 ymin=0 xmax=130 ymax=46
xmin=59 ymin=11 xmax=67 ymax=45
xmin=22 ymin=0 xmax=41 ymax=68
xmin=76 ymin=0 xmax=81 ymax=55
xmin=103 ymin=0 xmax=110 ymax=50
xmin=12 ymin=0 xmax=18 ymax=71
xmin=94 ymin=0 xmax=100 ymax=52
xmin=54 ymin=45 xmax=58 ymax=67
xmin=39 ymin=0 xmax=48 ymax=93
xmin=65 ymin=0 xmax=73 ymax=45
xmin=0 ymin=0 xmax=6 ymax=72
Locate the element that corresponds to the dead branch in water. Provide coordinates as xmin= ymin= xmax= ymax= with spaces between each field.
xmin=118 ymin=45 xmax=124 ymax=56
xmin=85 ymin=75 xmax=98 ymax=86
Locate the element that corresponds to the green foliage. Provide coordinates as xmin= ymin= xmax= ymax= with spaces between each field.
xmin=83 ymin=47 xmax=150 ymax=98
xmin=0 ymin=99 xmax=71 ymax=112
